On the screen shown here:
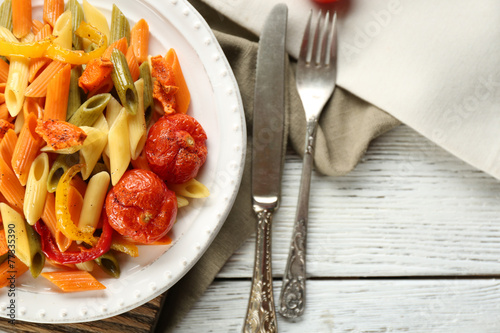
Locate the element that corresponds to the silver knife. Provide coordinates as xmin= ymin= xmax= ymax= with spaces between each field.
xmin=243 ymin=4 xmax=288 ymax=333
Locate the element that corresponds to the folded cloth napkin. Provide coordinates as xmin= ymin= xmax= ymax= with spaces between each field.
xmin=154 ymin=0 xmax=399 ymax=331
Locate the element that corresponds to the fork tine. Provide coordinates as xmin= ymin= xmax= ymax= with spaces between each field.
xmin=299 ymin=11 xmax=313 ymax=64
xmin=317 ymin=11 xmax=330 ymax=66
xmin=325 ymin=11 xmax=337 ymax=66
xmin=309 ymin=11 xmax=323 ymax=65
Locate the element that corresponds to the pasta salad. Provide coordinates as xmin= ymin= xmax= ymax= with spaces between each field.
xmin=0 ymin=0 xmax=209 ymax=292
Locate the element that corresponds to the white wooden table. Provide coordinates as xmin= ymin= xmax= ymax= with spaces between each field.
xmin=174 ymin=124 xmax=500 ymax=332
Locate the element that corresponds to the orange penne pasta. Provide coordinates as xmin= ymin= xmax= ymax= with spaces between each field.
xmin=11 ymin=112 xmax=44 ymax=186
xmin=41 ymin=270 xmax=106 ymax=292
xmin=32 ymin=19 xmax=45 ymax=35
xmin=12 ymin=0 xmax=32 ymax=39
xmin=0 ymin=104 xmax=13 ymax=122
xmin=0 ymin=129 xmax=17 ymax=166
xmin=0 ymin=58 xmax=8 ymax=84
xmin=0 ymin=230 xmax=8 ymax=256
xmin=41 ymin=192 xmax=72 ymax=252
xmin=0 ymin=83 xmax=5 ymax=93
xmin=44 ymin=63 xmax=70 ymax=121
xmin=0 ymin=156 xmax=25 ymax=212
xmin=165 ymin=48 xmax=190 ymax=114
xmin=0 ymin=256 xmax=29 ymax=288
xmin=0 ymin=94 xmax=4 ymax=105
xmin=25 ymin=60 xmax=65 ymax=97
xmin=130 ymin=19 xmax=149 ymax=64
xmin=126 ymin=46 xmax=140 ymax=82
xmin=23 ymin=97 xmax=44 ymax=120
xmin=102 ymin=37 xmax=128 ymax=60
xmin=43 ymin=0 xmax=64 ymax=28
xmin=29 ymin=24 xmax=53 ymax=82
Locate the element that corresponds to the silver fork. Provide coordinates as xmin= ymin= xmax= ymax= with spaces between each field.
xmin=279 ymin=10 xmax=337 ymax=319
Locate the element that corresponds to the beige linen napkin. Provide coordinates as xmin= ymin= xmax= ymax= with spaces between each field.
xmin=154 ymin=1 xmax=399 ymax=331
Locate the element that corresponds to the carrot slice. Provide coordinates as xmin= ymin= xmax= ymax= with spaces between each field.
xmin=165 ymin=48 xmax=190 ymax=114
xmin=35 ymin=119 xmax=87 ymax=151
xmin=41 ymin=270 xmax=106 ymax=292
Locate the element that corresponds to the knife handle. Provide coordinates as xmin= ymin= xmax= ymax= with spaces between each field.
xmin=279 ymin=119 xmax=318 ymax=319
xmin=243 ymin=208 xmax=278 ymax=333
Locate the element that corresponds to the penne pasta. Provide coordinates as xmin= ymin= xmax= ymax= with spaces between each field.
xmin=31 ymin=18 xmax=44 ymax=34
xmin=126 ymin=45 xmax=140 ymax=82
xmin=0 ymin=156 xmax=24 ymax=212
xmin=176 ymin=195 xmax=189 ymax=208
xmin=12 ymin=0 xmax=31 ymax=39
xmin=168 ymin=178 xmax=210 ymax=198
xmin=41 ymin=192 xmax=72 ymax=252
xmin=11 ymin=112 xmax=44 ymax=186
xmin=0 ymin=203 xmax=30 ymax=265
xmin=25 ymin=60 xmax=65 ymax=97
xmin=68 ymin=93 xmax=111 ymax=126
xmin=67 ymin=0 xmax=83 ymax=50
xmin=0 ymin=57 xmax=8 ymax=83
xmin=130 ymin=18 xmax=149 ymax=64
xmin=23 ymin=153 xmax=49 ymax=225
xmin=41 ymin=270 xmax=105 ymax=292
xmin=46 ymin=152 xmax=79 ymax=193
xmin=0 ymin=0 xmax=13 ymax=32
xmin=101 ymin=36 xmax=127 ymax=60
xmin=0 ymin=256 xmax=28 ymax=289
xmin=0 ymin=128 xmax=17 ymax=166
xmin=52 ymin=9 xmax=72 ymax=49
xmin=5 ymin=54 xmax=29 ymax=117
xmin=107 ymin=107 xmax=130 ymax=185
xmin=81 ymin=0 xmax=109 ymax=42
xmin=78 ymin=126 xmax=107 ymax=180
xmin=110 ymin=48 xmax=138 ymax=115
xmin=75 ymin=260 xmax=94 ymax=272
xmin=66 ymin=66 xmax=81 ymax=120
xmin=109 ymin=4 xmax=130 ymax=44
xmin=44 ymin=63 xmax=71 ymax=121
xmin=128 ymin=79 xmax=147 ymax=160
xmin=79 ymin=171 xmax=109 ymax=230
xmin=139 ymin=61 xmax=153 ymax=115
xmin=43 ymin=0 xmax=64 ymax=28
xmin=165 ymin=48 xmax=190 ymax=114
xmin=94 ymin=251 xmax=120 ymax=278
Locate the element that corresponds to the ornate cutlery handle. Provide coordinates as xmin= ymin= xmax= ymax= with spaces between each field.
xmin=279 ymin=119 xmax=318 ymax=319
xmin=244 ymin=208 xmax=278 ymax=333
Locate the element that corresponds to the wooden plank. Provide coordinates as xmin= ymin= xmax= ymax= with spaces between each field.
xmin=175 ymin=279 xmax=500 ymax=332
xmin=0 ymin=293 xmax=165 ymax=333
xmin=219 ymin=125 xmax=500 ymax=278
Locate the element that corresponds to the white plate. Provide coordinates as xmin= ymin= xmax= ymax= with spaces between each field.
xmin=0 ymin=0 xmax=246 ymax=323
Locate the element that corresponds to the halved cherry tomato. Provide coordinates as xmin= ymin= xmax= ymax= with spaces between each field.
xmin=145 ymin=113 xmax=207 ymax=184
xmin=105 ymin=169 xmax=177 ymax=244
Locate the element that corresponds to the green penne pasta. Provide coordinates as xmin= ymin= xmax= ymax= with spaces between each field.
xmin=67 ymin=66 xmax=82 ymax=120
xmin=67 ymin=0 xmax=84 ymax=50
xmin=25 ymin=222 xmax=45 ymax=278
xmin=46 ymin=153 xmax=80 ymax=193
xmin=95 ymin=251 xmax=120 ymax=278
xmin=0 ymin=0 xmax=13 ymax=32
xmin=68 ymin=93 xmax=111 ymax=126
xmin=139 ymin=61 xmax=153 ymax=113
xmin=110 ymin=48 xmax=138 ymax=115
xmin=109 ymin=4 xmax=130 ymax=44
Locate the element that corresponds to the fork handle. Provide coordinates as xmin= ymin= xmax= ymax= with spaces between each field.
xmin=279 ymin=119 xmax=318 ymax=319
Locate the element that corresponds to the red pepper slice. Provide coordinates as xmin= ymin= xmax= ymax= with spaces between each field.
xmin=33 ymin=213 xmax=113 ymax=264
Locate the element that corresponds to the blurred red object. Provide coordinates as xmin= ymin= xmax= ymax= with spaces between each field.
xmin=312 ymin=0 xmax=339 ymax=3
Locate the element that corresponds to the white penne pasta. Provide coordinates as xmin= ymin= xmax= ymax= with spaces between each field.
xmin=108 ymin=108 xmax=131 ymax=185
xmin=79 ymin=126 xmax=108 ymax=180
xmin=79 ymin=171 xmax=110 ymax=231
xmin=128 ymin=79 xmax=147 ymax=160
xmin=76 ymin=260 xmax=95 ymax=272
xmin=1 ymin=26 xmax=29 ymax=116
xmin=82 ymin=0 xmax=110 ymax=42
xmin=93 ymin=113 xmax=109 ymax=133
xmin=53 ymin=10 xmax=73 ymax=50
xmin=13 ymin=109 xmax=24 ymax=134
xmin=169 ymin=178 xmax=210 ymax=198
xmin=0 ymin=203 xmax=31 ymax=267
xmin=105 ymin=96 xmax=123 ymax=127
xmin=176 ymin=195 xmax=189 ymax=208
xmin=23 ymin=153 xmax=49 ymax=225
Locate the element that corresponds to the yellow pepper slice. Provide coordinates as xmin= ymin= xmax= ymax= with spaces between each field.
xmin=0 ymin=22 xmax=106 ymax=65
xmin=55 ymin=164 xmax=96 ymax=243
xmin=45 ymin=22 xmax=107 ymax=65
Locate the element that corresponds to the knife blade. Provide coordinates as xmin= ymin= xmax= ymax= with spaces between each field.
xmin=243 ymin=4 xmax=287 ymax=333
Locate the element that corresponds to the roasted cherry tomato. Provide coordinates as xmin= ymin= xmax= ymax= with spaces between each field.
xmin=145 ymin=113 xmax=207 ymax=184
xmin=105 ymin=169 xmax=177 ymax=244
